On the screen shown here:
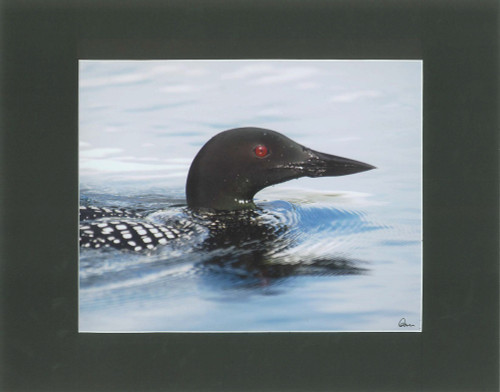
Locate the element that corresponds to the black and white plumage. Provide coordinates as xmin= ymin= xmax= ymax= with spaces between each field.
xmin=79 ymin=206 xmax=199 ymax=251
xmin=79 ymin=206 xmax=143 ymax=221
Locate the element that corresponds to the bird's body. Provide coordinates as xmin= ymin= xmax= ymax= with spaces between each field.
xmin=80 ymin=127 xmax=374 ymax=251
xmin=79 ymin=206 xmax=200 ymax=250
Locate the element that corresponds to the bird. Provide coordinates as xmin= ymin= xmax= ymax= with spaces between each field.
xmin=80 ymin=127 xmax=375 ymax=251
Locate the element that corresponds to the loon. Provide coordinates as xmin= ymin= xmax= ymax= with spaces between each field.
xmin=80 ymin=127 xmax=375 ymax=251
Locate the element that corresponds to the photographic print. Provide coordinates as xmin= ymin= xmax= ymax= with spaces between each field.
xmin=79 ymin=60 xmax=422 ymax=332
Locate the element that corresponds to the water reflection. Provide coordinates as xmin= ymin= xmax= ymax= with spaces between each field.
xmin=163 ymin=203 xmax=370 ymax=287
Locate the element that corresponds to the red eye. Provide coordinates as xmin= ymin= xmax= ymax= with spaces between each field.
xmin=254 ymin=144 xmax=269 ymax=158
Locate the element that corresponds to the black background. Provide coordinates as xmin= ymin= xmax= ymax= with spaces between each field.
xmin=1 ymin=1 xmax=498 ymax=391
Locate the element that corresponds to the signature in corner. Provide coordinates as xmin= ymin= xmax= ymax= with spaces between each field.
xmin=398 ymin=318 xmax=415 ymax=327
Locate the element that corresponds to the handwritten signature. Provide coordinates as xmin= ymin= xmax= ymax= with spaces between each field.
xmin=398 ymin=318 xmax=415 ymax=327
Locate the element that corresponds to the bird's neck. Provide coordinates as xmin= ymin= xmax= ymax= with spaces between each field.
xmin=186 ymin=174 xmax=257 ymax=211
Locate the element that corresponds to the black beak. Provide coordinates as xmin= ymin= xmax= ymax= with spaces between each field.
xmin=299 ymin=148 xmax=376 ymax=177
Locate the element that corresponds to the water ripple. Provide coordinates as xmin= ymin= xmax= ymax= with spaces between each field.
xmin=79 ymin=191 xmax=397 ymax=297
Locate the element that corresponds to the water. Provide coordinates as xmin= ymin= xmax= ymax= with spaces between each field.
xmin=79 ymin=60 xmax=422 ymax=332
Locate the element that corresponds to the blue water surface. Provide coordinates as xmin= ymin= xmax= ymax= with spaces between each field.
xmin=79 ymin=60 xmax=422 ymax=332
